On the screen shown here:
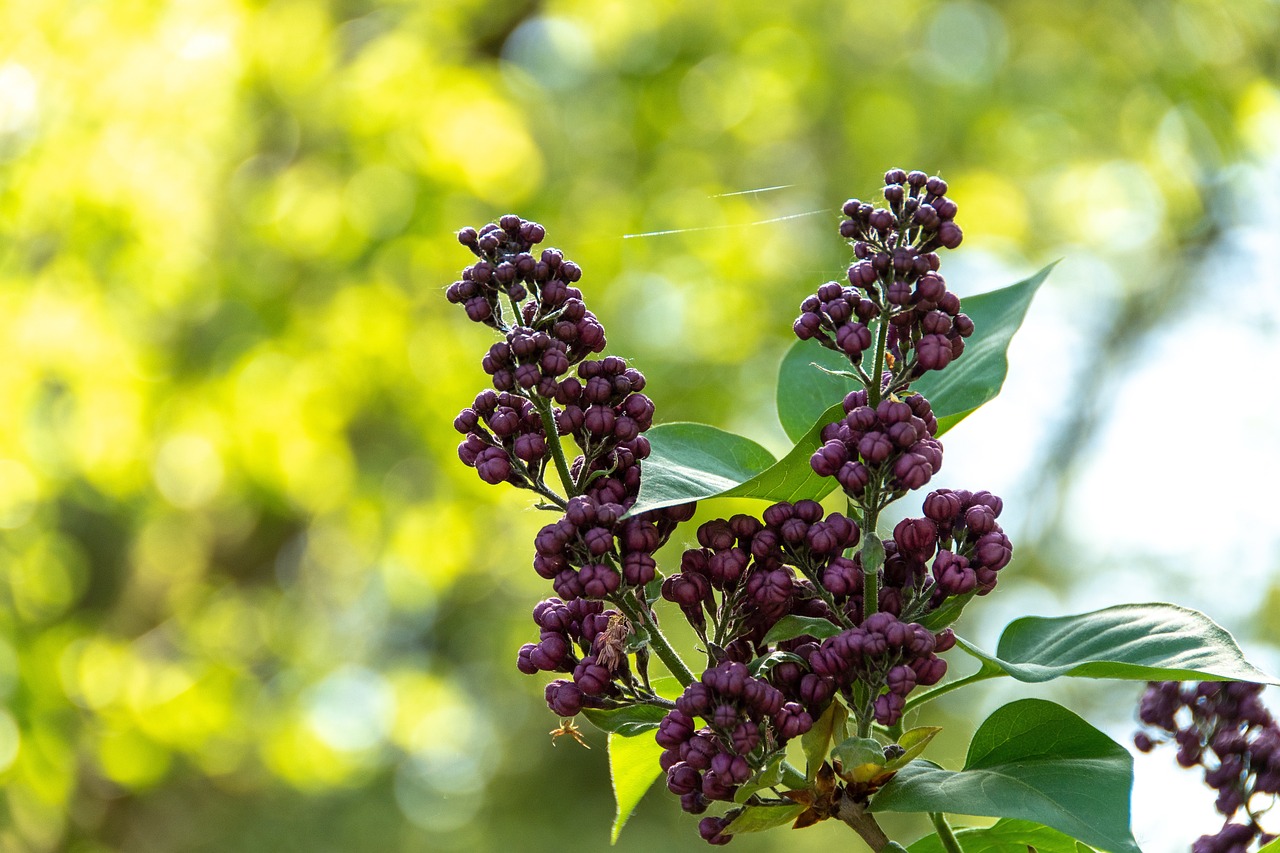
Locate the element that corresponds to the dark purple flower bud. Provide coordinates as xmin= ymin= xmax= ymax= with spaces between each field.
xmin=938 ymin=221 xmax=963 ymax=249
xmin=667 ymin=762 xmax=702 ymax=795
xmin=923 ymin=489 xmax=963 ymax=523
xmin=914 ymin=272 xmax=945 ymax=302
xmin=512 ymin=432 xmax=546 ymax=463
xmin=821 ymin=556 xmax=861 ymax=598
xmin=887 ymin=665 xmax=918 ymax=696
xmin=762 ymin=502 xmax=793 ymax=528
xmin=837 ymin=462 xmax=871 ymax=493
xmin=545 ymin=680 xmax=584 ymax=716
xmin=573 ymin=661 xmax=611 ymax=695
xmin=517 ymin=644 xmax=538 ymax=674
xmin=475 ymin=447 xmax=513 ymax=484
xmin=800 ymin=673 xmax=835 ymax=707
xmin=663 ymin=573 xmax=709 ymax=607
xmin=731 ymin=721 xmax=761 ymax=754
xmin=836 ymin=322 xmax=872 ymax=356
xmin=913 ymin=656 xmax=948 ymax=686
xmin=964 ymin=505 xmax=998 ymax=535
xmin=893 ymin=452 xmax=933 ymax=490
xmin=933 ymin=551 xmax=976 ymax=595
xmin=698 ymin=816 xmax=733 ymax=845
xmin=622 ymin=552 xmax=656 ymax=586
xmin=974 ymin=532 xmax=1013 ymax=570
xmin=916 ymin=334 xmax=953 ymax=371
xmin=774 ymin=702 xmax=813 ymax=739
xmin=579 ymin=563 xmax=620 ymax=598
xmin=858 ymin=431 xmax=894 ymax=464
xmin=873 ymin=692 xmax=906 ymax=726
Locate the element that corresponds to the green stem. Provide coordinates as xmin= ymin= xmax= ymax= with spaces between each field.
xmin=929 ymin=812 xmax=964 ymax=853
xmin=615 ymin=594 xmax=696 ymax=687
xmin=861 ymin=524 xmax=883 ymax=624
xmin=534 ymin=398 xmax=577 ymax=497
xmin=868 ymin=308 xmax=890 ymax=408
xmin=901 ymin=667 xmax=1003 ymax=714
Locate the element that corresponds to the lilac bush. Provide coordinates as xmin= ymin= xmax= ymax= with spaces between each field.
xmin=446 ymin=171 xmax=1278 ymax=852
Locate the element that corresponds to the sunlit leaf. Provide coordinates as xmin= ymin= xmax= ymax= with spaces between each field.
xmin=959 ymin=603 xmax=1278 ymax=684
xmin=723 ymin=803 xmax=807 ymax=834
xmin=583 ymin=704 xmax=668 ymax=737
xmin=908 ymin=818 xmax=1100 ymax=853
xmin=608 ymin=730 xmax=665 ymax=844
xmin=776 ymin=264 xmax=1056 ymax=441
xmin=871 ymin=699 xmax=1138 ymax=853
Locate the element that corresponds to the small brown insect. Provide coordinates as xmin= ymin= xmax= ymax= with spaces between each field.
xmin=549 ymin=718 xmax=590 ymax=749
xmin=595 ymin=612 xmax=631 ymax=672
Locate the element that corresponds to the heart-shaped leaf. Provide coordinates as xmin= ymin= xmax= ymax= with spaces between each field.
xmin=908 ymin=818 xmax=1099 ymax=853
xmin=871 ymin=699 xmax=1138 ymax=853
xmin=960 ymin=603 xmax=1278 ymax=684
xmin=607 ymin=730 xmax=665 ymax=843
xmin=777 ymin=263 xmax=1056 ymax=441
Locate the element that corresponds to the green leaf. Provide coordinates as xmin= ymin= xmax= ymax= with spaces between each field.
xmin=871 ymin=699 xmax=1138 ymax=853
xmin=607 ymin=730 xmax=665 ymax=844
xmin=761 ymin=614 xmax=844 ymax=645
xmin=776 ymin=264 xmax=1055 ymax=442
xmin=1259 ymin=836 xmax=1280 ymax=853
xmin=723 ymin=803 xmax=807 ymax=834
xmin=582 ymin=704 xmax=668 ymax=737
xmin=915 ymin=591 xmax=975 ymax=631
xmin=959 ymin=603 xmax=1279 ymax=684
xmin=884 ymin=726 xmax=942 ymax=772
xmin=627 ymin=422 xmax=777 ymax=517
xmin=801 ymin=700 xmax=847 ymax=780
xmin=747 ymin=650 xmax=806 ymax=678
xmin=831 ymin=735 xmax=886 ymax=782
xmin=733 ymin=753 xmax=785 ymax=803
xmin=908 ymin=818 xmax=1100 ymax=853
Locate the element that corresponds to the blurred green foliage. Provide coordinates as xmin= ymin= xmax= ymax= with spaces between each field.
xmin=0 ymin=0 xmax=1277 ymax=850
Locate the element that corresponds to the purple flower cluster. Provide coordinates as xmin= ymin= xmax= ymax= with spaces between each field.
xmin=661 ymin=501 xmax=860 ymax=640
xmin=1136 ymin=681 xmax=1278 ymax=853
xmin=841 ymin=170 xmax=963 ymax=252
xmin=518 ymin=598 xmax=627 ymax=716
xmin=449 ymin=215 xmax=604 ymax=354
xmin=657 ymin=662 xmax=813 ymax=824
xmin=533 ymin=495 xmax=691 ymax=601
xmin=455 ymin=390 xmax=547 ymax=485
xmin=882 ymin=488 xmax=1013 ymax=619
xmin=808 ymin=613 xmax=955 ymax=726
xmin=449 ymin=216 xmax=698 ymax=720
xmin=810 ymin=390 xmax=943 ymax=499
xmin=794 ymin=169 xmax=972 ymax=382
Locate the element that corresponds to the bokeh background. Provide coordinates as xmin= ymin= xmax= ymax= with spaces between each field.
xmin=2 ymin=0 xmax=1279 ymax=850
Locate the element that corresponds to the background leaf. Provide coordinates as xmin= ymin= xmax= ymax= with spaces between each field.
xmin=871 ymin=699 xmax=1138 ymax=853
xmin=908 ymin=818 xmax=1100 ymax=853
xmin=761 ymin=614 xmax=844 ymax=645
xmin=607 ymin=730 xmax=665 ymax=844
xmin=583 ymin=704 xmax=668 ymax=737
xmin=801 ymin=701 xmax=848 ymax=780
xmin=723 ymin=803 xmax=807 ymax=834
xmin=776 ymin=264 xmax=1056 ymax=441
xmin=627 ymin=422 xmax=777 ymax=516
xmin=960 ymin=603 xmax=1279 ymax=684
